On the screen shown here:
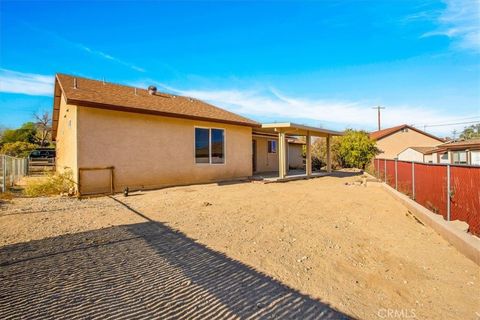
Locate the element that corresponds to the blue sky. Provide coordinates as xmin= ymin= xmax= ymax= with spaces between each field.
xmin=1 ymin=0 xmax=479 ymax=137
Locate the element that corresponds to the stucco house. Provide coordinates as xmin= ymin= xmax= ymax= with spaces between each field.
xmin=423 ymin=139 xmax=480 ymax=165
xmin=397 ymin=146 xmax=436 ymax=163
xmin=370 ymin=124 xmax=444 ymax=160
xmin=52 ymin=74 xmax=341 ymax=195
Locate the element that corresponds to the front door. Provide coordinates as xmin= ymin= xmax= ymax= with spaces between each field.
xmin=252 ymin=140 xmax=257 ymax=173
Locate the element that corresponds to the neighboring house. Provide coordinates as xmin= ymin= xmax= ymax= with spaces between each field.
xmin=397 ymin=146 xmax=436 ymax=162
xmin=370 ymin=124 xmax=444 ymax=159
xmin=425 ymin=139 xmax=480 ymax=165
xmin=287 ymin=138 xmax=306 ymax=170
xmin=53 ymin=74 xmax=341 ymax=194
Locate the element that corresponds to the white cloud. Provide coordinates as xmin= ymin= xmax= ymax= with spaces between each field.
xmin=159 ymin=84 xmax=471 ymax=136
xmin=23 ymin=23 xmax=146 ymax=73
xmin=421 ymin=0 xmax=480 ymax=52
xmin=76 ymin=44 xmax=145 ymax=72
xmin=2 ymin=70 xmax=473 ymax=137
xmin=0 ymin=69 xmax=53 ymax=96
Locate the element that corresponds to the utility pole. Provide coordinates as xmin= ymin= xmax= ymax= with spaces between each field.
xmin=372 ymin=106 xmax=386 ymax=131
xmin=452 ymin=129 xmax=457 ymax=140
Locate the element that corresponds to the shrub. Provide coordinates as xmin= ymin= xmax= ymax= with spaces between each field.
xmin=306 ymin=137 xmax=343 ymax=170
xmin=337 ymin=129 xmax=379 ymax=169
xmin=24 ymin=171 xmax=75 ymax=197
xmin=1 ymin=141 xmax=37 ymax=157
xmin=312 ymin=157 xmax=325 ymax=171
xmin=0 ymin=122 xmax=37 ymax=145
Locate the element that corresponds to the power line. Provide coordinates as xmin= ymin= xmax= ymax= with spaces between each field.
xmin=411 ymin=116 xmax=480 ymax=127
xmin=420 ymin=120 xmax=480 ymax=128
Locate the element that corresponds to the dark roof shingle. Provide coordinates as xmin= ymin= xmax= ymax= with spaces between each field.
xmin=53 ymin=74 xmax=259 ymax=139
xmin=369 ymin=124 xmax=444 ymax=142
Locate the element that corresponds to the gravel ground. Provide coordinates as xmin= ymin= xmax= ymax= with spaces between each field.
xmin=0 ymin=174 xmax=479 ymax=319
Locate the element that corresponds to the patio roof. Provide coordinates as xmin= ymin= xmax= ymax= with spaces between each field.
xmin=259 ymin=122 xmax=343 ymax=137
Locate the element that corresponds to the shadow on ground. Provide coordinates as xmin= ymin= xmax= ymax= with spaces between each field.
xmin=0 ymin=200 xmax=353 ymax=319
xmin=329 ymin=171 xmax=363 ymax=178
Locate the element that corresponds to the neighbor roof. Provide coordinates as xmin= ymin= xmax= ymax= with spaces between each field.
xmin=437 ymin=138 xmax=480 ymax=148
xmin=418 ymin=139 xmax=480 ymax=154
xmin=369 ymin=124 xmax=443 ymax=142
xmin=287 ymin=137 xmax=307 ymax=145
xmin=52 ymin=74 xmax=259 ymax=139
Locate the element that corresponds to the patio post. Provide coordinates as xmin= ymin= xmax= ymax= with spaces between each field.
xmin=326 ymin=134 xmax=332 ymax=173
xmin=278 ymin=131 xmax=286 ymax=179
xmin=306 ymin=132 xmax=312 ymax=176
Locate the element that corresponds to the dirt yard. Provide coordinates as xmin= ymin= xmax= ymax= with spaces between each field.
xmin=1 ymin=173 xmax=479 ymax=319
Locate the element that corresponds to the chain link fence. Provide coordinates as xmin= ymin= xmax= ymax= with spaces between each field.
xmin=0 ymin=155 xmax=29 ymax=192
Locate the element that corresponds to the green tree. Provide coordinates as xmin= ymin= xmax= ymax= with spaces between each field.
xmin=459 ymin=124 xmax=480 ymax=140
xmin=307 ymin=137 xmax=343 ymax=170
xmin=337 ymin=129 xmax=379 ymax=169
xmin=0 ymin=122 xmax=38 ymax=146
xmin=0 ymin=141 xmax=37 ymax=157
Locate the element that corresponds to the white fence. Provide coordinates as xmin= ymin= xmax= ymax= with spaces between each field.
xmin=0 ymin=155 xmax=28 ymax=192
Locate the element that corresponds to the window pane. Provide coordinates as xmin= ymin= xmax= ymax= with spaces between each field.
xmin=268 ymin=140 xmax=277 ymax=153
xmin=195 ymin=128 xmax=210 ymax=163
xmin=211 ymin=129 xmax=225 ymax=164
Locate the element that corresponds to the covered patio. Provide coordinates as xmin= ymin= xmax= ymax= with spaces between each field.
xmin=253 ymin=122 xmax=343 ymax=181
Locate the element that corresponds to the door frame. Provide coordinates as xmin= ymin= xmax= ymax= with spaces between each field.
xmin=252 ymin=140 xmax=257 ymax=173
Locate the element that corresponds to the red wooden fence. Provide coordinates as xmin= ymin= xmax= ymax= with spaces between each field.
xmin=374 ymin=159 xmax=480 ymax=236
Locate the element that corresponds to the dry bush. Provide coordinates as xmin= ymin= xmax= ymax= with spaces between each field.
xmin=24 ymin=171 xmax=74 ymax=197
xmin=0 ymin=192 xmax=14 ymax=206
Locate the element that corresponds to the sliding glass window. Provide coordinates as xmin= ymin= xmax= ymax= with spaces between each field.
xmin=195 ymin=127 xmax=225 ymax=164
xmin=211 ymin=129 xmax=225 ymax=164
xmin=195 ymin=128 xmax=210 ymax=163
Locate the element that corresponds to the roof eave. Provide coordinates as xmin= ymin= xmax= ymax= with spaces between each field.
xmin=371 ymin=124 xmax=444 ymax=142
xmin=261 ymin=122 xmax=343 ymax=136
xmin=67 ymin=99 xmax=261 ymax=128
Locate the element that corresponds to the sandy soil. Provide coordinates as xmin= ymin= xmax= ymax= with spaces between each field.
xmin=1 ymin=174 xmax=479 ymax=319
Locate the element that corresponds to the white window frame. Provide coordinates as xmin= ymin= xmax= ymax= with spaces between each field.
xmin=452 ymin=151 xmax=467 ymax=164
xmin=194 ymin=126 xmax=226 ymax=165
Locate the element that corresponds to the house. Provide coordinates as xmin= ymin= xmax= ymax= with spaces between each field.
xmin=397 ymin=146 xmax=436 ymax=162
xmin=370 ymin=124 xmax=444 ymax=159
xmin=425 ymin=139 xmax=480 ymax=165
xmin=52 ymin=74 xmax=342 ymax=195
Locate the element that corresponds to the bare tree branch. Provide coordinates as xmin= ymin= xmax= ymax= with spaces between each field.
xmin=34 ymin=112 xmax=52 ymax=147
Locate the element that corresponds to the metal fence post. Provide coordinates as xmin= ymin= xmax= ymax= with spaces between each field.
xmin=395 ymin=159 xmax=398 ymax=190
xmin=1 ymin=155 xmax=6 ymax=192
xmin=411 ymin=161 xmax=415 ymax=200
xmin=447 ymin=164 xmax=451 ymax=221
xmin=384 ymin=159 xmax=387 ymax=183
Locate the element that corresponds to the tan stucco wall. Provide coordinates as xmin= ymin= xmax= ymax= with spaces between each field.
xmin=397 ymin=148 xmax=424 ymax=162
xmin=253 ymin=136 xmax=279 ymax=173
xmin=252 ymin=136 xmax=304 ymax=173
xmin=288 ymin=144 xmax=304 ymax=169
xmin=375 ymin=130 xmax=442 ymax=159
xmin=55 ymin=94 xmax=78 ymax=184
xmin=76 ymin=107 xmax=252 ymax=193
xmin=424 ymin=154 xmax=433 ymax=163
